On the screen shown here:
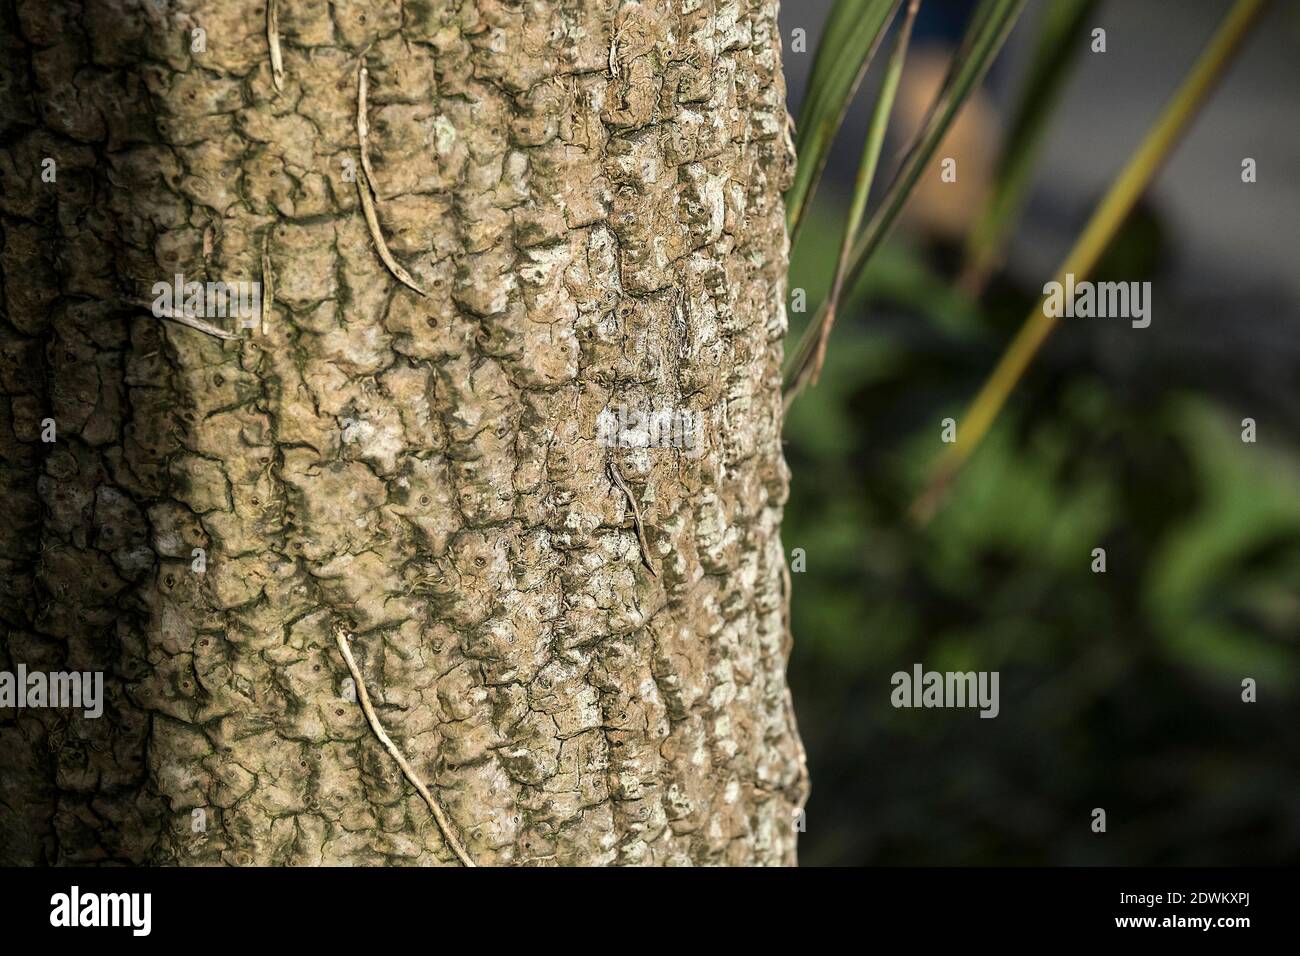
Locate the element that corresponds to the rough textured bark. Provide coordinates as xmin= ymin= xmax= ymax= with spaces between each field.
xmin=1 ymin=0 xmax=805 ymax=865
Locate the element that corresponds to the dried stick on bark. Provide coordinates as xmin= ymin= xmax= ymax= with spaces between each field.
xmin=140 ymin=302 xmax=241 ymax=341
xmin=609 ymin=460 xmax=657 ymax=576
xmin=267 ymin=0 xmax=284 ymax=92
xmin=260 ymin=232 xmax=273 ymax=335
xmin=356 ymin=56 xmax=427 ymax=296
xmin=334 ymin=626 xmax=476 ymax=867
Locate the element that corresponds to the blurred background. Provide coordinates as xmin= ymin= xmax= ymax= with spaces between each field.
xmin=779 ymin=0 xmax=1300 ymax=865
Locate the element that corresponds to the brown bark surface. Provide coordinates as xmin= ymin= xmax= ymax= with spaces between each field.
xmin=1 ymin=0 xmax=804 ymax=865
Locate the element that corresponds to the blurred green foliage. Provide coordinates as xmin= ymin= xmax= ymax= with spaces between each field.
xmin=784 ymin=198 xmax=1300 ymax=865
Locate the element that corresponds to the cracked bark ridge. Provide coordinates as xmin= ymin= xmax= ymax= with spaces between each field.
xmin=1 ymin=0 xmax=804 ymax=866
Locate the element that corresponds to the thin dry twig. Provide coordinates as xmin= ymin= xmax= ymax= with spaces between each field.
xmin=356 ymin=55 xmax=427 ymax=296
xmin=139 ymin=301 xmax=240 ymax=341
xmin=260 ymin=232 xmax=273 ymax=335
xmin=607 ymin=20 xmax=623 ymax=78
xmin=334 ymin=625 xmax=476 ymax=867
xmin=608 ymin=460 xmax=657 ymax=577
xmin=267 ymin=0 xmax=284 ymax=93
xmin=356 ymin=55 xmax=380 ymax=188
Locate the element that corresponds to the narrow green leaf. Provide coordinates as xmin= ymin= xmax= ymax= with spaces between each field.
xmin=959 ymin=0 xmax=1099 ymax=295
xmin=785 ymin=0 xmax=921 ymax=407
xmin=913 ymin=0 xmax=1271 ymax=523
xmin=785 ymin=0 xmax=901 ymax=246
xmin=784 ymin=0 xmax=1027 ymax=401
xmin=842 ymin=0 xmax=1028 ymax=290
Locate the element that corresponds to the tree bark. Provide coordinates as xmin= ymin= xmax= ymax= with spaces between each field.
xmin=1 ymin=0 xmax=805 ymax=866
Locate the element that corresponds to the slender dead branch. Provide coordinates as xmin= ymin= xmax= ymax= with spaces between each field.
xmin=608 ymin=460 xmax=657 ymax=577
xmin=140 ymin=302 xmax=240 ymax=341
xmin=356 ymin=55 xmax=379 ymax=189
xmin=260 ymin=232 xmax=273 ymax=335
xmin=334 ymin=625 xmax=476 ymax=867
xmin=267 ymin=0 xmax=284 ymax=92
xmin=356 ymin=55 xmax=427 ymax=296
xmin=608 ymin=19 xmax=624 ymax=78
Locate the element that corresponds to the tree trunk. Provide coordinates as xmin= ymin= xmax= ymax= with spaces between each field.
xmin=1 ymin=0 xmax=805 ymax=866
